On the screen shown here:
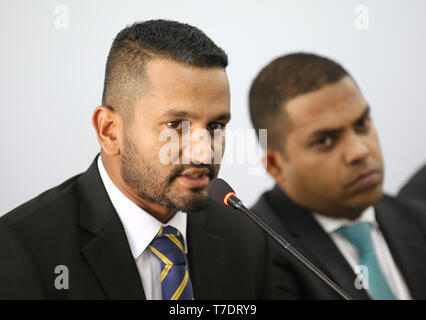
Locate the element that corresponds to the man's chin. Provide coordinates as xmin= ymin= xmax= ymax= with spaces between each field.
xmin=175 ymin=194 xmax=210 ymax=213
xmin=347 ymin=184 xmax=384 ymax=209
xmin=159 ymin=186 xmax=209 ymax=213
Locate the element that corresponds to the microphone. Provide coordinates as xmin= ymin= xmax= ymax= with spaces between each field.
xmin=207 ymin=178 xmax=353 ymax=300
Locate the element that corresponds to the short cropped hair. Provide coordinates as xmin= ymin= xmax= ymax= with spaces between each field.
xmin=102 ymin=19 xmax=228 ymax=120
xmin=249 ymin=53 xmax=350 ymax=152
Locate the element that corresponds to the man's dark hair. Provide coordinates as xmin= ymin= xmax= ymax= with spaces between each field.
xmin=249 ymin=52 xmax=350 ymax=152
xmin=102 ymin=19 xmax=228 ymax=120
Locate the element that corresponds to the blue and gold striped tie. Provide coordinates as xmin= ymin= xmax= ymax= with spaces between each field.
xmin=149 ymin=226 xmax=194 ymax=300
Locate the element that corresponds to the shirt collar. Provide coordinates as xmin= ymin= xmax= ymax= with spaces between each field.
xmin=312 ymin=206 xmax=376 ymax=234
xmin=97 ymin=155 xmax=187 ymax=259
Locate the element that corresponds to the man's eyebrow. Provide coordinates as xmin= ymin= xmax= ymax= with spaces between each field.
xmin=160 ymin=109 xmax=231 ymax=122
xmin=309 ymin=105 xmax=370 ymax=139
xmin=211 ymin=112 xmax=231 ymax=122
xmin=353 ymin=105 xmax=370 ymax=124
xmin=310 ymin=127 xmax=343 ymax=139
xmin=160 ymin=109 xmax=197 ymax=118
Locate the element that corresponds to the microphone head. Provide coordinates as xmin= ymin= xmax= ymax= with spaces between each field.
xmin=207 ymin=178 xmax=236 ymax=206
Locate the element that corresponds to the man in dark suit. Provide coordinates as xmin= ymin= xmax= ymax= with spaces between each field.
xmin=249 ymin=53 xmax=426 ymax=300
xmin=399 ymin=163 xmax=426 ymax=204
xmin=0 ymin=20 xmax=272 ymax=299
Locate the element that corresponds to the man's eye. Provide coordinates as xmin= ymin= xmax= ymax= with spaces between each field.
xmin=166 ymin=121 xmax=183 ymax=130
xmin=315 ymin=136 xmax=334 ymax=148
xmin=208 ymin=123 xmax=225 ymax=131
xmin=355 ymin=117 xmax=371 ymax=133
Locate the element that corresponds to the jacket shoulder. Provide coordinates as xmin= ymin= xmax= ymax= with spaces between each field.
xmin=0 ymin=173 xmax=83 ymax=228
xmin=399 ymin=164 xmax=426 ymax=201
xmin=378 ymin=194 xmax=426 ymax=232
xmin=381 ymin=194 xmax=426 ymax=216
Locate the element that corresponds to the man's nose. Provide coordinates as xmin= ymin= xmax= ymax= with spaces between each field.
xmin=344 ymin=132 xmax=370 ymax=165
xmin=182 ymin=128 xmax=214 ymax=165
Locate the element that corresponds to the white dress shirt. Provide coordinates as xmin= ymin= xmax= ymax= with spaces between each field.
xmin=313 ymin=207 xmax=411 ymax=299
xmin=97 ymin=156 xmax=187 ymax=300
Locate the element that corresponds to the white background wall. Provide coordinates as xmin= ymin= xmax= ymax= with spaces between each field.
xmin=1 ymin=0 xmax=425 ymax=215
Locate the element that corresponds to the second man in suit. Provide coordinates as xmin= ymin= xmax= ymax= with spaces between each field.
xmin=249 ymin=53 xmax=426 ymax=300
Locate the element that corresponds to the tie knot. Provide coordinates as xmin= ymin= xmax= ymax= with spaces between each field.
xmin=336 ymin=221 xmax=374 ymax=256
xmin=149 ymin=226 xmax=186 ymax=265
xmin=159 ymin=225 xmax=181 ymax=237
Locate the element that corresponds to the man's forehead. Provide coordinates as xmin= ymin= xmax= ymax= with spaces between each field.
xmin=131 ymin=62 xmax=230 ymax=120
xmin=132 ymin=102 xmax=230 ymax=122
xmin=285 ymin=77 xmax=367 ymax=131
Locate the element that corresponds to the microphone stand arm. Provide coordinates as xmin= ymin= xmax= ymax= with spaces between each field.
xmin=228 ymin=196 xmax=354 ymax=301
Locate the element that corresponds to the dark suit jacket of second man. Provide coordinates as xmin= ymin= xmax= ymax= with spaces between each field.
xmin=252 ymin=185 xmax=426 ymax=300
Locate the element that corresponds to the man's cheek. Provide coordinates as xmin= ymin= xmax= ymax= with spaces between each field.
xmin=302 ymin=162 xmax=337 ymax=191
xmin=159 ymin=132 xmax=184 ymax=164
xmin=369 ymin=129 xmax=383 ymax=157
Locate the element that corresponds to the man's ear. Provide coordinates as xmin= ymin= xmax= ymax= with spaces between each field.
xmin=92 ymin=106 xmax=123 ymax=156
xmin=263 ymin=149 xmax=286 ymax=184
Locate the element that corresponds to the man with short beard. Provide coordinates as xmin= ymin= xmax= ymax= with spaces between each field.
xmin=249 ymin=53 xmax=426 ymax=300
xmin=0 ymin=20 xmax=273 ymax=300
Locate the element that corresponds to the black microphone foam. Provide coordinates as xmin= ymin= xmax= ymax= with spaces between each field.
xmin=207 ymin=178 xmax=235 ymax=204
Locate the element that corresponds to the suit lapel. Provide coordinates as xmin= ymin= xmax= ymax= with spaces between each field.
xmin=77 ymin=156 xmax=145 ymax=299
xmin=292 ymin=222 xmax=370 ymax=300
xmin=186 ymin=204 xmax=224 ymax=299
xmin=264 ymin=185 xmax=370 ymax=300
xmin=376 ymin=197 xmax=426 ymax=299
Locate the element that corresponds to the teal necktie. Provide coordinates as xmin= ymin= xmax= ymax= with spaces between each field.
xmin=336 ymin=222 xmax=396 ymax=300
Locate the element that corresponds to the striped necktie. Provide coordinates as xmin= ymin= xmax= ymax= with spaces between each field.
xmin=149 ymin=225 xmax=194 ymax=300
xmin=336 ymin=221 xmax=396 ymax=300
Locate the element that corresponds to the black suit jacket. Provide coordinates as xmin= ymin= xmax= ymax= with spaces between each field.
xmin=0 ymin=157 xmax=273 ymax=299
xmin=399 ymin=163 xmax=426 ymax=204
xmin=252 ymin=185 xmax=426 ymax=300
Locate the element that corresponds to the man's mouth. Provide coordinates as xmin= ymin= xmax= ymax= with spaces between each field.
xmin=347 ymin=169 xmax=381 ymax=192
xmin=176 ymin=168 xmax=211 ymax=189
